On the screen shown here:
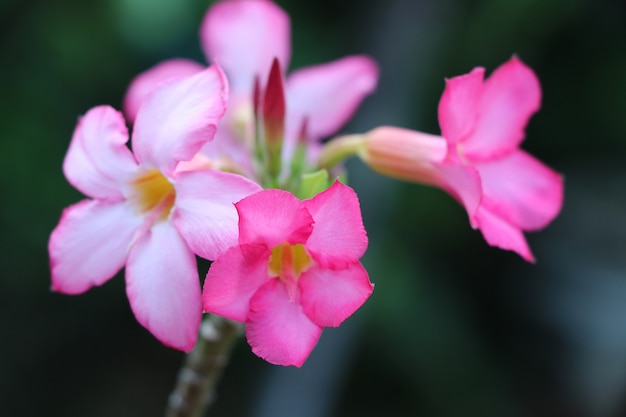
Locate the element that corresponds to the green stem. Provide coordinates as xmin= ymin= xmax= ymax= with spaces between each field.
xmin=164 ymin=315 xmax=243 ymax=417
xmin=317 ymin=134 xmax=365 ymax=171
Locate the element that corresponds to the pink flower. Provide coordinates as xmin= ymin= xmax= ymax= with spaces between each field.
xmin=351 ymin=57 xmax=563 ymax=261
xmin=202 ymin=181 xmax=374 ymax=367
xmin=123 ymin=0 xmax=378 ymax=176
xmin=49 ymin=65 xmax=262 ymax=351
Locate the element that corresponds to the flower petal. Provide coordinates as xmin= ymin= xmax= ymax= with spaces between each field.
xmin=50 ymin=199 xmax=141 ymax=294
xmin=200 ymin=0 xmax=290 ymax=95
xmin=63 ymin=106 xmax=138 ymax=200
xmin=437 ymin=67 xmax=484 ymax=144
xmin=173 ymin=169 xmax=262 ymax=260
xmin=473 ymin=205 xmax=535 ymax=262
xmin=132 ymin=65 xmax=229 ymax=176
xmin=123 ymin=59 xmax=205 ymax=123
xmin=474 ymin=149 xmax=564 ymax=231
xmin=203 ymin=244 xmax=271 ymax=322
xmin=463 ymin=56 xmax=542 ymax=159
xmin=199 ymin=128 xmax=256 ymax=177
xmin=302 ymin=181 xmax=367 ymax=268
xmin=236 ymin=189 xmax=313 ymax=248
xmin=286 ymin=55 xmax=379 ymax=141
xmin=126 ymin=221 xmax=202 ymax=351
xmin=246 ymin=279 xmax=322 ymax=367
xmin=299 ymin=262 xmax=373 ymax=328
xmin=434 ymin=161 xmax=483 ymax=221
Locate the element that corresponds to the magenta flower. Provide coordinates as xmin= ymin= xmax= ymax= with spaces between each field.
xmin=49 ymin=66 xmax=262 ymax=351
xmin=202 ymin=181 xmax=374 ymax=367
xmin=347 ymin=57 xmax=563 ymax=261
xmin=123 ymin=0 xmax=378 ymax=176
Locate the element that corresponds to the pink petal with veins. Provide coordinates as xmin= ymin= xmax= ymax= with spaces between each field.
xmin=173 ymin=169 xmax=262 ymax=260
xmin=236 ymin=189 xmax=313 ymax=248
xmin=299 ymin=262 xmax=373 ymax=328
xmin=203 ymin=244 xmax=271 ymax=322
xmin=473 ymin=204 xmax=535 ymax=262
xmin=50 ymin=199 xmax=141 ymax=294
xmin=475 ymin=149 xmax=564 ymax=231
xmin=303 ymin=181 xmax=368 ymax=268
xmin=126 ymin=221 xmax=202 ymax=352
xmin=132 ymin=65 xmax=228 ymax=176
xmin=246 ymin=279 xmax=322 ymax=367
xmin=123 ymin=59 xmax=205 ymax=123
xmin=63 ymin=106 xmax=138 ymax=200
xmin=463 ymin=56 xmax=542 ymax=159
xmin=434 ymin=161 xmax=483 ymax=222
xmin=438 ymin=67 xmax=484 ymax=144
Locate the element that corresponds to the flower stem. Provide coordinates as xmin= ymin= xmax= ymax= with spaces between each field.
xmin=165 ymin=315 xmax=243 ymax=417
xmin=317 ymin=134 xmax=365 ymax=171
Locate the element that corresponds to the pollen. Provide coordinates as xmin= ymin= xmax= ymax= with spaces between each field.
xmin=268 ymin=243 xmax=312 ymax=281
xmin=131 ymin=169 xmax=176 ymax=222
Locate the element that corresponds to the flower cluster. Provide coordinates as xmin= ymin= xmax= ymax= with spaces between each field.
xmin=49 ymin=0 xmax=563 ymax=366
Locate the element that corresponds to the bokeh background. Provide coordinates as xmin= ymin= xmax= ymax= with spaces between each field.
xmin=1 ymin=0 xmax=626 ymax=416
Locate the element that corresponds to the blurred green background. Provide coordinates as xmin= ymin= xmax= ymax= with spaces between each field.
xmin=1 ymin=0 xmax=626 ymax=416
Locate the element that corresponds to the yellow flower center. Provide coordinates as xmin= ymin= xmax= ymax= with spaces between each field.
xmin=130 ymin=169 xmax=176 ymax=222
xmin=268 ymin=243 xmax=312 ymax=281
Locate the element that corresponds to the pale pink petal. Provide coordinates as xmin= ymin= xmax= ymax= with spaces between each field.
xmin=200 ymin=0 xmax=290 ymax=95
xmin=433 ymin=161 xmax=483 ymax=222
xmin=299 ymin=263 xmax=373 ymax=328
xmin=174 ymin=153 xmax=214 ymax=173
xmin=200 ymin=128 xmax=255 ymax=177
xmin=236 ymin=189 xmax=313 ymax=248
xmin=437 ymin=67 xmax=484 ymax=144
xmin=203 ymin=244 xmax=271 ymax=322
xmin=173 ymin=169 xmax=262 ymax=260
xmin=474 ymin=149 xmax=564 ymax=231
xmin=49 ymin=199 xmax=141 ymax=294
xmin=246 ymin=279 xmax=322 ymax=367
xmin=463 ymin=56 xmax=542 ymax=159
xmin=123 ymin=59 xmax=205 ymax=123
xmin=126 ymin=221 xmax=202 ymax=351
xmin=302 ymin=181 xmax=367 ymax=268
xmin=132 ymin=65 xmax=229 ymax=176
xmin=63 ymin=106 xmax=138 ymax=200
xmin=473 ymin=205 xmax=535 ymax=262
xmin=286 ymin=56 xmax=379 ymax=141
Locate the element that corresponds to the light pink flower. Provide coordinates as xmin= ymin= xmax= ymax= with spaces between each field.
xmin=49 ymin=65 xmax=262 ymax=351
xmin=202 ymin=181 xmax=374 ymax=367
xmin=356 ymin=57 xmax=563 ymax=261
xmin=123 ymin=0 xmax=378 ymax=176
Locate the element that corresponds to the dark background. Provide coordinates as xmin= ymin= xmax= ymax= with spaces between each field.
xmin=1 ymin=0 xmax=626 ymax=416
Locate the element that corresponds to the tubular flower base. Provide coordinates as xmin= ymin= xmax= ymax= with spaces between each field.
xmin=203 ymin=181 xmax=374 ymax=367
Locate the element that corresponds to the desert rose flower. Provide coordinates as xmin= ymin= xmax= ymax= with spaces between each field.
xmin=123 ymin=0 xmax=378 ymax=177
xmin=49 ymin=65 xmax=262 ymax=351
xmin=321 ymin=57 xmax=564 ymax=261
xmin=203 ymin=181 xmax=374 ymax=367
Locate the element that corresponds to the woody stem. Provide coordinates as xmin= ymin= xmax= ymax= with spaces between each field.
xmin=164 ymin=315 xmax=243 ymax=417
